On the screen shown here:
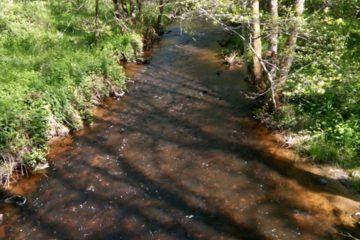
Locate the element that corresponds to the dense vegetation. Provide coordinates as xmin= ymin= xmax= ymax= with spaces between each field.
xmin=257 ymin=0 xmax=360 ymax=168
xmin=277 ymin=1 xmax=360 ymax=167
xmin=0 ymin=0 xmax=166 ymax=185
xmin=178 ymin=0 xmax=360 ymax=171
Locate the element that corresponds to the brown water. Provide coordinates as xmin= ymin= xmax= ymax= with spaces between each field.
xmin=1 ymin=22 xmax=360 ymax=240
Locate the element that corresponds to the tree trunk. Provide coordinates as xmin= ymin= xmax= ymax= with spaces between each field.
xmin=250 ymin=0 xmax=264 ymax=89
xmin=156 ymin=0 xmax=164 ymax=34
xmin=267 ymin=0 xmax=279 ymax=83
xmin=241 ymin=0 xmax=249 ymax=77
xmin=279 ymin=0 xmax=305 ymax=83
xmin=269 ymin=0 xmax=279 ymax=54
xmin=95 ymin=0 xmax=100 ymax=44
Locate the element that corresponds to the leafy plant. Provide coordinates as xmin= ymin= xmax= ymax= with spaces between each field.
xmin=0 ymin=0 xmax=156 ymax=181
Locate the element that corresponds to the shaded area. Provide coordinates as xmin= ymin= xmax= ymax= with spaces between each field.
xmin=1 ymin=21 xmax=360 ymax=240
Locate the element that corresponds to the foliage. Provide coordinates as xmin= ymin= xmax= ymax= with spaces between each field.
xmin=175 ymin=0 xmax=360 ymax=168
xmin=274 ymin=2 xmax=360 ymax=167
xmin=0 ymin=0 xmax=161 ymax=175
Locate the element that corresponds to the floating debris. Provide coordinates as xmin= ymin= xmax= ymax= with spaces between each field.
xmin=4 ymin=195 xmax=27 ymax=206
xmin=114 ymin=90 xmax=125 ymax=98
xmin=34 ymin=162 xmax=49 ymax=172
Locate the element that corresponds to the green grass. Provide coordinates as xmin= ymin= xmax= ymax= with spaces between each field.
xmin=0 ymin=0 xmax=154 ymax=181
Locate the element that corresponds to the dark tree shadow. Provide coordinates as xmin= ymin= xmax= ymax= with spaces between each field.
xmin=2 ymin=21 xmax=360 ymax=240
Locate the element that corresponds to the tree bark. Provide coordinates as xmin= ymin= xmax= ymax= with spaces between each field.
xmin=250 ymin=0 xmax=264 ymax=89
xmin=279 ymin=0 xmax=305 ymax=83
xmin=267 ymin=0 xmax=279 ymax=83
xmin=269 ymin=0 xmax=279 ymax=54
xmin=241 ymin=0 xmax=249 ymax=77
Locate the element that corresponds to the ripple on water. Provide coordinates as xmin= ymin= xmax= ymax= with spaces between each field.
xmin=2 ymin=20 xmax=360 ymax=240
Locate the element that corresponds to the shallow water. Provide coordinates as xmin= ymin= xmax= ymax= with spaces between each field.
xmin=1 ymin=21 xmax=360 ymax=240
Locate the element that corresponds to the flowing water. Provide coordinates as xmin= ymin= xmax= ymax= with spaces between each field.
xmin=1 ymin=21 xmax=360 ymax=240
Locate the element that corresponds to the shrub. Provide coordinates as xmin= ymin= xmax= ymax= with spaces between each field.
xmin=275 ymin=8 xmax=360 ymax=167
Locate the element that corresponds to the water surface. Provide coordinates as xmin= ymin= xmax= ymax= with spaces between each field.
xmin=1 ymin=21 xmax=360 ymax=240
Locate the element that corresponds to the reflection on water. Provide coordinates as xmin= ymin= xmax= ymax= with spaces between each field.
xmin=1 ymin=21 xmax=360 ymax=240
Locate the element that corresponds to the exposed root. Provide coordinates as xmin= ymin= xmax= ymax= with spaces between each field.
xmin=0 ymin=153 xmax=20 ymax=188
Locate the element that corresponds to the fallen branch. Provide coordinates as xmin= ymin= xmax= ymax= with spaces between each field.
xmin=338 ymin=232 xmax=360 ymax=240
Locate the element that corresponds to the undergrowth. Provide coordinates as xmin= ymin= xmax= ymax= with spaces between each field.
xmin=0 ymin=0 xmax=160 ymax=185
xmin=256 ymin=4 xmax=360 ymax=171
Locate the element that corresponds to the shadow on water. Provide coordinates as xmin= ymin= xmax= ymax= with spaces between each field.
xmin=1 ymin=20 xmax=360 ymax=239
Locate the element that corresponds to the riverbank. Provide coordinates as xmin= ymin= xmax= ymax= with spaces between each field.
xmin=217 ymin=27 xmax=360 ymax=196
xmin=0 ymin=1 xmax=164 ymax=186
xmin=1 ymin=20 xmax=359 ymax=239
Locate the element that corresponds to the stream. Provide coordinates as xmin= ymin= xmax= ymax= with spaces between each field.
xmin=1 ymin=21 xmax=360 ymax=240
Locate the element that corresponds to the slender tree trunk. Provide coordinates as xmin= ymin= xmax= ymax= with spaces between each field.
xmin=279 ymin=0 xmax=305 ymax=83
xmin=267 ymin=0 xmax=279 ymax=83
xmin=156 ymin=0 xmax=164 ymax=34
xmin=241 ymin=0 xmax=249 ymax=77
xmin=251 ymin=0 xmax=264 ymax=89
xmin=269 ymin=0 xmax=279 ymax=54
xmin=95 ymin=0 xmax=100 ymax=44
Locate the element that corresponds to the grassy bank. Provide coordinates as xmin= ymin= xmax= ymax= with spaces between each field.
xmin=0 ymin=0 xmax=162 ymax=185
